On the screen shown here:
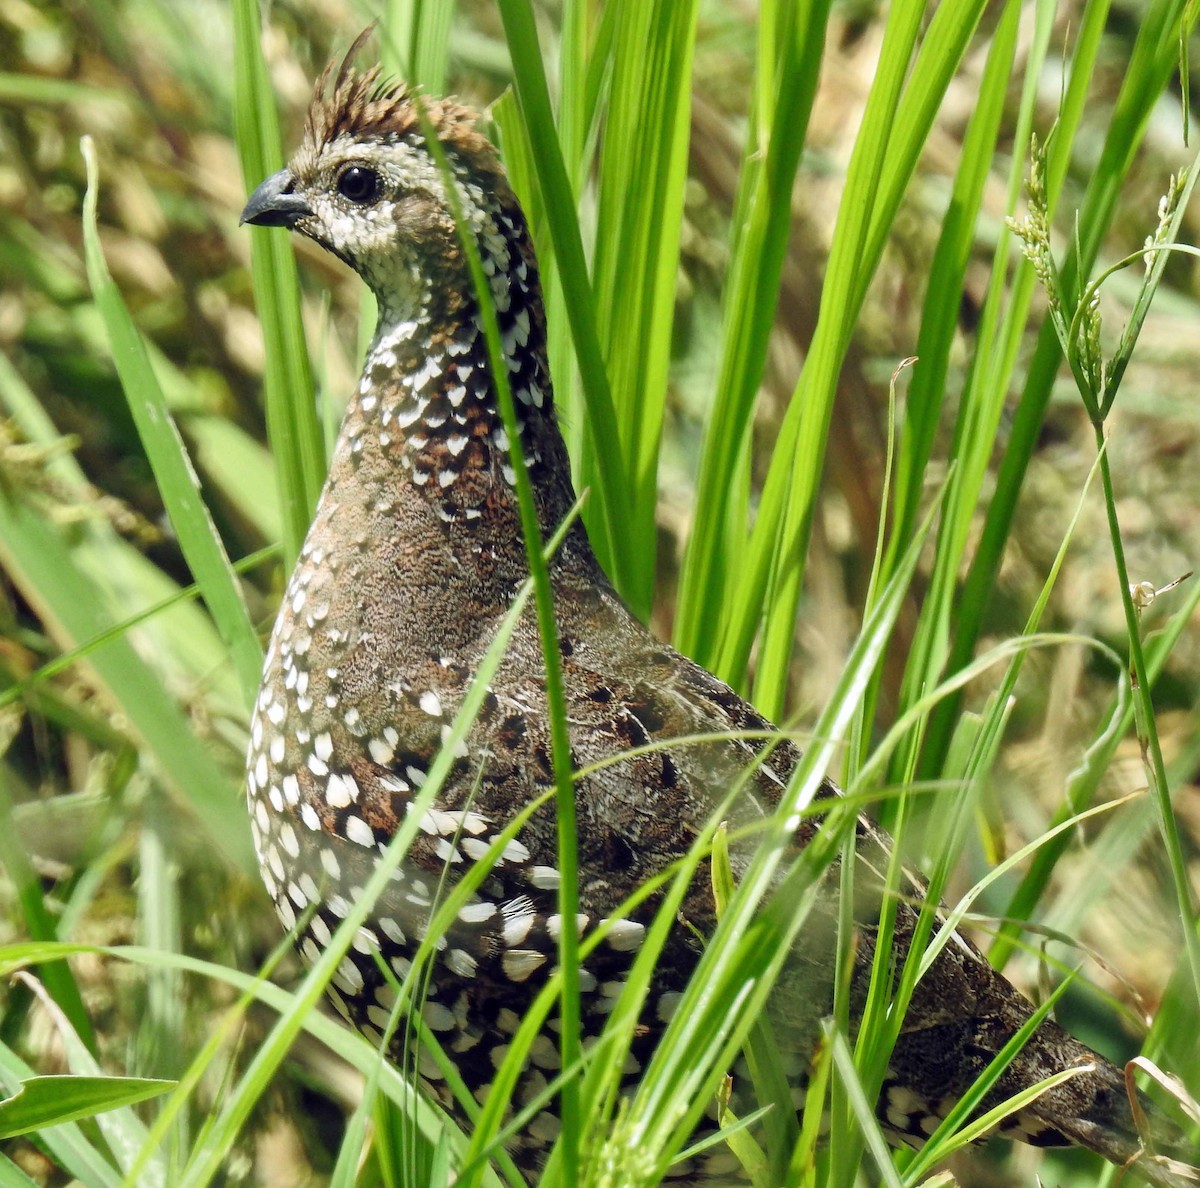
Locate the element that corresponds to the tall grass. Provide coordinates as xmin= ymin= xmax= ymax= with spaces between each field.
xmin=1 ymin=1 xmax=1199 ymax=1185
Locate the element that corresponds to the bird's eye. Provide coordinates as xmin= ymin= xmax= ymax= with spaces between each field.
xmin=337 ymin=166 xmax=380 ymax=204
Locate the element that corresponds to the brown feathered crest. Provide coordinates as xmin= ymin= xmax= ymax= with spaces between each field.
xmin=302 ymin=27 xmax=502 ymax=182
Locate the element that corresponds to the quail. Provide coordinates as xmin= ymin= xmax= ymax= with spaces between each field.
xmin=242 ymin=39 xmax=1197 ymax=1186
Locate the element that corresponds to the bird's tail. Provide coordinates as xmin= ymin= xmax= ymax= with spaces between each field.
xmin=999 ymin=1016 xmax=1198 ymax=1188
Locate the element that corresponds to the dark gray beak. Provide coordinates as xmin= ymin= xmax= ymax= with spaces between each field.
xmin=240 ymin=169 xmax=313 ymax=228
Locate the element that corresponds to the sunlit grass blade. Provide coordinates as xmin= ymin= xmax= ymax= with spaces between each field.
xmin=748 ymin=0 xmax=990 ymax=719
xmin=381 ymin=0 xmax=455 ymax=91
xmin=0 ymin=1076 xmax=175 ymax=1139
xmin=674 ymin=0 xmax=834 ymax=663
xmin=80 ymin=136 xmax=262 ymax=710
xmin=880 ymin=0 xmax=1019 ymax=596
xmin=583 ymin=0 xmax=698 ymax=617
xmin=495 ymin=0 xmax=634 ymax=600
xmin=0 ymin=1039 xmax=122 ymax=1188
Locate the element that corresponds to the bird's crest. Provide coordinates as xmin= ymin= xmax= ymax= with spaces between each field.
xmin=301 ymin=27 xmax=502 ymax=182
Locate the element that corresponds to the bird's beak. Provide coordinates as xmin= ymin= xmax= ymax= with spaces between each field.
xmin=240 ymin=169 xmax=313 ymax=228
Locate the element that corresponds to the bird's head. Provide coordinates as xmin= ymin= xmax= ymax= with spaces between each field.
xmin=241 ymin=34 xmax=511 ymax=319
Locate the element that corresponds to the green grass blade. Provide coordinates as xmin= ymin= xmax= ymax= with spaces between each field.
xmin=749 ymin=0 xmax=988 ymax=720
xmin=80 ymin=136 xmax=262 ymax=710
xmin=0 ymin=497 xmax=253 ymax=872
xmin=583 ymin=0 xmax=699 ymax=617
xmin=0 ymin=1076 xmax=175 ymax=1140
xmin=231 ymin=0 xmax=325 ymax=568
xmin=0 ymin=1041 xmax=121 ymax=1188
xmin=381 ymin=0 xmax=455 ymax=91
xmin=674 ymin=0 xmax=834 ymax=663
xmin=496 ymin=0 xmax=635 ymax=601
xmin=921 ymin=0 xmax=1196 ymax=778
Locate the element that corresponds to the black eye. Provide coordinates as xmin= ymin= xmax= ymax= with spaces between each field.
xmin=337 ymin=166 xmax=380 ymax=204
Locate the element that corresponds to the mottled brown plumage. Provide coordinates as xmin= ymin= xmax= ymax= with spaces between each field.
xmin=242 ymin=40 xmax=1197 ymax=1186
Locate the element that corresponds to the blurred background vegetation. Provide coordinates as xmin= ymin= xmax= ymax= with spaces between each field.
xmin=1 ymin=0 xmax=1200 ymax=1184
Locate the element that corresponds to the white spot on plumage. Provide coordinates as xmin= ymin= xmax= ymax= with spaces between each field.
xmin=433 ymin=837 xmax=462 ymax=863
xmin=546 ymin=913 xmax=589 ymax=941
xmin=604 ymin=919 xmax=645 ymax=952
xmin=461 ymin=836 xmax=491 ymax=862
xmin=656 ymin=991 xmax=682 ymax=1023
xmin=352 ymin=927 xmax=378 ymax=955
xmin=530 ymin=1034 xmax=561 ymax=1070
xmin=320 ymin=847 xmax=341 ymax=881
xmin=378 ymin=916 xmax=405 ymax=945
xmin=368 ymin=736 xmax=395 ymax=765
xmin=447 ymin=948 xmax=478 ymax=977
xmin=459 ymin=901 xmax=497 ymax=924
xmin=501 ymin=900 xmax=536 ymax=947
xmin=344 ymin=815 xmax=374 ymax=848
xmin=501 ymin=838 xmax=530 ymax=864
xmin=423 ymin=1001 xmax=456 ymax=1031
xmin=502 ymin=949 xmax=546 ymax=983
xmin=310 ymin=914 xmax=331 ymax=948
xmin=333 ymin=956 xmax=364 ymax=995
xmin=325 ymin=772 xmax=353 ymax=808
xmin=529 ymin=865 xmax=560 ymax=890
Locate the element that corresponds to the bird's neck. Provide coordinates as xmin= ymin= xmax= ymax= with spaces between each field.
xmin=320 ymin=211 xmax=593 ymax=603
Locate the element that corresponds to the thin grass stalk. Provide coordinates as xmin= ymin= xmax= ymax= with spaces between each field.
xmin=887 ymin=0 xmax=1094 ymax=804
xmin=848 ymin=356 xmax=910 ymax=779
xmin=1090 ymin=436 xmax=1200 ymax=1007
xmin=919 ymin=0 xmax=1196 ymax=780
xmin=991 ymin=572 xmax=1200 ymax=965
xmin=411 ymin=97 xmax=585 ymax=1181
xmin=998 ymin=100 xmax=1200 ymax=1017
